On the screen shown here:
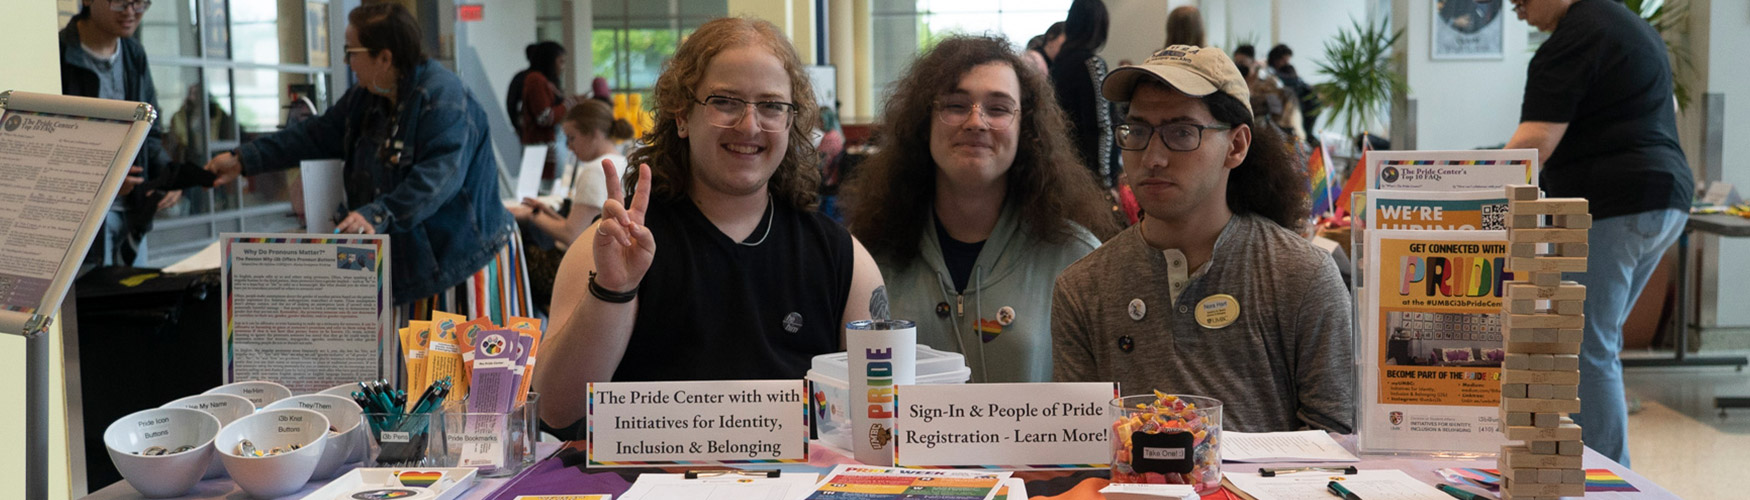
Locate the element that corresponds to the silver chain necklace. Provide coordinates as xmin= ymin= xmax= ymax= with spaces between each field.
xmin=736 ymin=193 xmax=775 ymax=247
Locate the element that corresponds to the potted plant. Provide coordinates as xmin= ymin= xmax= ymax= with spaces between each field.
xmin=1314 ymin=18 xmax=1407 ymax=147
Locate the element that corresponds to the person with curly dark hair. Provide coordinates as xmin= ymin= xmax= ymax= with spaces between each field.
xmin=844 ymin=36 xmax=1116 ymax=383
xmin=1052 ymin=46 xmax=1354 ymax=433
xmin=534 ymin=17 xmax=885 ymax=434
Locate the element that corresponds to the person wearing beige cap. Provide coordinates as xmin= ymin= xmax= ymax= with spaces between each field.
xmin=1051 ymin=45 xmax=1355 ymax=433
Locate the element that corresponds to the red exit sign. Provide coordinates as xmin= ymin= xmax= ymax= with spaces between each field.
xmin=457 ymin=4 xmax=484 ymax=22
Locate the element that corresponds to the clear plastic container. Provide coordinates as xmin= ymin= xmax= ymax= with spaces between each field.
xmin=363 ymin=412 xmax=449 ymax=468
xmin=806 ymin=346 xmax=972 ymax=451
xmin=440 ymin=393 xmax=539 ymax=477
xmin=1109 ymin=394 xmax=1222 ymax=494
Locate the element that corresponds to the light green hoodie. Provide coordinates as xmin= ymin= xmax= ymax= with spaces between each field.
xmin=877 ymin=202 xmax=1100 ymax=383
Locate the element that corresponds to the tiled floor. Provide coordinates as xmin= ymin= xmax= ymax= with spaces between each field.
xmin=1623 ymin=351 xmax=1750 ymax=500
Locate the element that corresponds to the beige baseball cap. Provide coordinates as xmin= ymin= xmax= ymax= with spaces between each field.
xmin=1101 ymin=45 xmax=1252 ymax=115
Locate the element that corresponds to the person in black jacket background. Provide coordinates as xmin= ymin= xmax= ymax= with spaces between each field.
xmin=59 ymin=0 xmax=179 ymax=267
xmin=1048 ymin=0 xmax=1116 ymax=190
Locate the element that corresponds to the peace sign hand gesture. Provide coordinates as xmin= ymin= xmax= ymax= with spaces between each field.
xmin=591 ymin=160 xmax=656 ymax=293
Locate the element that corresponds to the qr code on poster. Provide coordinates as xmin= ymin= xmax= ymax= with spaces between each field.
xmin=1481 ymin=202 xmax=1507 ymax=230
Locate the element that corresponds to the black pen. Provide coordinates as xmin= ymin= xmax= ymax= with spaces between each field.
xmin=1327 ymin=480 xmax=1362 ymax=500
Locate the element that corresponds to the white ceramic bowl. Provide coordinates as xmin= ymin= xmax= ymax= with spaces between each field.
xmin=265 ymin=394 xmax=364 ymax=479
xmin=205 ymin=380 xmax=292 ymax=409
xmin=162 ymin=393 xmax=255 ymax=479
xmin=103 ymin=407 xmax=221 ymax=498
xmin=216 ymin=408 xmax=329 ymax=498
xmin=317 ymin=382 xmax=360 ymax=398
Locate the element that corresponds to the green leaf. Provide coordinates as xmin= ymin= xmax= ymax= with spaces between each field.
xmin=1314 ymin=18 xmax=1406 ymax=142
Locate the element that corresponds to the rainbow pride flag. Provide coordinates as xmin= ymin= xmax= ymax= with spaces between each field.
xmin=1308 ymin=145 xmax=1339 ymax=217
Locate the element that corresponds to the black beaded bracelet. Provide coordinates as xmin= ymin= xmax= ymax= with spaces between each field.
xmin=588 ymin=271 xmax=638 ymax=303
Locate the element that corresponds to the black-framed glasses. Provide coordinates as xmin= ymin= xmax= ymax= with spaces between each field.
xmin=933 ymin=98 xmax=1019 ymax=130
xmin=104 ymin=0 xmax=151 ymax=13
xmin=1114 ymin=122 xmax=1234 ymax=152
xmin=694 ymin=95 xmax=797 ymax=132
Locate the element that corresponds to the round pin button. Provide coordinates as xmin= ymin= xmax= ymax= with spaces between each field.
xmin=997 ymin=306 xmax=1016 ymax=326
xmin=1118 ymin=335 xmax=1135 ymax=353
xmin=935 ymin=302 xmax=951 ymax=317
xmin=1128 ymin=298 xmax=1146 ymax=321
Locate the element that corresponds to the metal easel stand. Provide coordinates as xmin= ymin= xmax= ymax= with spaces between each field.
xmin=24 ymin=313 xmax=53 ymax=500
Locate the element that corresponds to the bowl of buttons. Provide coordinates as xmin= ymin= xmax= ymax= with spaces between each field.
xmin=104 ymin=407 xmax=223 ymax=498
xmin=216 ymin=408 xmax=331 ymax=498
xmin=266 ymin=394 xmax=365 ymax=480
xmin=162 ymin=392 xmax=256 ymax=479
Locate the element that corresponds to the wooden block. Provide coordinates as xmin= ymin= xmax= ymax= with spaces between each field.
xmin=1563 ymin=468 xmax=1585 ymax=484
xmin=1505 ymin=422 xmax=1583 ymax=441
xmin=1505 ymin=353 xmax=1531 ymax=370
xmin=1508 ymin=299 xmax=1536 ymax=314
xmin=1505 ymin=328 xmax=1562 ymax=343
xmin=1506 ymin=341 xmax=1583 ymax=355
xmin=1528 ymin=354 xmax=1555 ymax=371
xmin=1558 ymin=329 xmax=1584 ymax=343
xmin=1510 ymin=198 xmax=1590 ymax=215
xmin=1501 ymin=410 xmax=1534 ymax=427
xmin=1551 ymin=384 xmax=1579 ymax=399
xmin=1508 ymin=256 xmax=1588 ymax=273
xmin=1502 ymin=383 xmax=1528 ymax=398
xmin=1557 ymin=242 xmax=1589 ymax=257
xmin=1505 ymin=282 xmax=1586 ymax=301
xmin=1537 ymin=468 xmax=1564 ymax=484
xmin=1552 ymin=355 xmax=1579 ymax=371
xmin=1505 ymin=481 xmax=1585 ymax=497
xmin=1510 ymin=243 xmax=1540 ymax=258
xmin=1509 ymin=228 xmax=1589 ymax=243
xmin=1529 ymin=440 xmax=1559 ymax=455
xmin=1510 ymin=214 xmax=1542 ymax=228
xmin=1558 ymin=440 xmax=1583 ymax=456
xmin=1556 ymin=214 xmax=1592 ymax=229
xmin=1505 ymin=313 xmax=1585 ymax=330
xmin=1554 ymin=300 xmax=1584 ymax=315
xmin=1527 ymin=383 xmax=1552 ymax=399
xmin=1530 ymin=272 xmax=1561 ymax=287
xmin=1534 ymin=412 xmax=1561 ymax=428
xmin=1507 ymin=185 xmax=1540 ymax=201
xmin=1499 ymin=466 xmax=1538 ymax=483
xmin=1503 ymin=397 xmax=1582 ymax=413
xmin=1502 ymin=445 xmax=1584 ymax=468
xmin=1500 ymin=492 xmax=1556 ymax=500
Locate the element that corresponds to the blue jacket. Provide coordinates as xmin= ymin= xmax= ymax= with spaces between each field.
xmin=237 ymin=59 xmax=512 ymax=303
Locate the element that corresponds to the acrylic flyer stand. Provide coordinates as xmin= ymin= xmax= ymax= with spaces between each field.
xmin=0 ymin=90 xmax=155 ymax=500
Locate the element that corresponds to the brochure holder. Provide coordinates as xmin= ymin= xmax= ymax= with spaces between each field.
xmin=1 ymin=90 xmax=156 ymax=500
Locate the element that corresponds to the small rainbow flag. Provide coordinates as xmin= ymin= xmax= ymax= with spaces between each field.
xmin=1307 ymin=145 xmax=1339 ymax=217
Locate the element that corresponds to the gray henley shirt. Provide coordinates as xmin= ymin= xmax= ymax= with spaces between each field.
xmin=1052 ymin=213 xmax=1356 ymax=433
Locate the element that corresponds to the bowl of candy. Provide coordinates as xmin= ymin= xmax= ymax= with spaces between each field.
xmin=216 ymin=408 xmax=330 ymax=498
xmin=1109 ymin=392 xmax=1222 ymax=494
xmin=103 ymin=407 xmax=223 ymax=498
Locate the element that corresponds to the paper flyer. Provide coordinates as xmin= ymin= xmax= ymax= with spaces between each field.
xmin=1365 ymin=150 xmax=1537 ymax=192
xmin=221 ymin=233 xmax=393 ymax=393
xmin=1365 ymin=189 xmax=1510 ymax=232
xmin=1360 ymin=230 xmax=1510 ymax=454
xmin=807 ymin=465 xmax=1010 ymax=500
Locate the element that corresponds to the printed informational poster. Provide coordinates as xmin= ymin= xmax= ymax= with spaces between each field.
xmin=893 ymin=383 xmax=1116 ymax=469
xmin=222 ymin=233 xmax=393 ymax=393
xmin=1367 ymin=150 xmax=1537 ymax=192
xmin=0 ymin=109 xmax=135 ymax=315
xmin=1366 ymin=189 xmax=1509 ymax=232
xmin=588 ymin=380 xmax=811 ymax=466
xmin=807 ymin=465 xmax=1010 ymax=500
xmin=1360 ymin=230 xmax=1509 ymax=454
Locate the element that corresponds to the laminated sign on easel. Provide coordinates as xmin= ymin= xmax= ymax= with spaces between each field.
xmin=1497 ymin=184 xmax=1589 ymax=499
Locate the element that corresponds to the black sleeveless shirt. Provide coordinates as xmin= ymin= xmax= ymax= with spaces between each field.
xmin=611 ymin=195 xmax=854 ymax=381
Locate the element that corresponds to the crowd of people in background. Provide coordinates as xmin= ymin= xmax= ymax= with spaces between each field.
xmin=64 ymin=0 xmax=1679 ymax=464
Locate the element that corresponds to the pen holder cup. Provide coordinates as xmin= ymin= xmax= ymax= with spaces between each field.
xmin=363 ymin=412 xmax=452 ymax=468
xmin=438 ymin=393 xmax=539 ymax=478
xmin=1109 ymin=394 xmax=1222 ymax=495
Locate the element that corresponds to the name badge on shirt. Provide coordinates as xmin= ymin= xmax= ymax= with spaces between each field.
xmin=1195 ymin=294 xmax=1239 ymax=329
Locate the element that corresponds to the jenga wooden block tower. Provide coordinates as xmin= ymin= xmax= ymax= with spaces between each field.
xmin=1498 ymin=185 xmax=1589 ymax=499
